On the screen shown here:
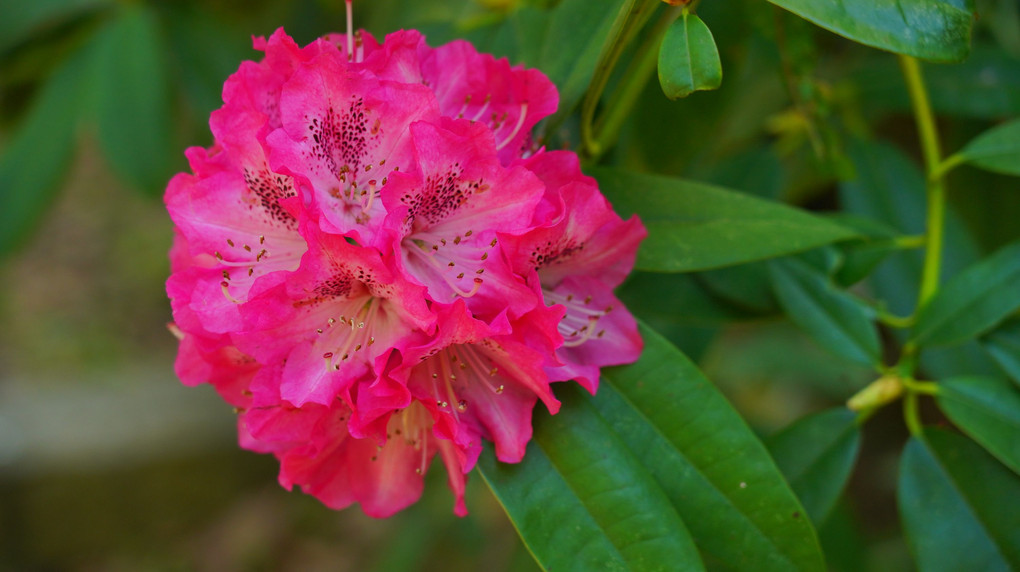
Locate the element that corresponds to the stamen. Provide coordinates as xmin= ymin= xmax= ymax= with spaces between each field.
xmin=455 ymin=94 xmax=472 ymax=119
xmin=220 ymin=282 xmax=243 ymax=304
xmin=496 ymin=102 xmax=529 ymax=151
xmin=470 ymin=94 xmax=492 ymax=122
xmin=345 ymin=0 xmax=354 ymax=59
xmin=562 ymin=317 xmax=599 ymax=347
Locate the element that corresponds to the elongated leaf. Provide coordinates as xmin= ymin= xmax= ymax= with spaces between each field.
xmin=478 ymin=383 xmax=704 ymax=572
xmin=94 ymin=4 xmax=174 ymax=196
xmin=769 ymin=257 xmax=881 ymax=366
xmin=899 ymin=429 xmax=1020 ymax=571
xmin=912 ymin=240 xmax=1020 ymax=347
xmin=767 ymin=0 xmax=975 ymax=62
xmin=590 ymin=324 xmax=824 ymax=571
xmin=937 ymin=376 xmax=1020 ymax=475
xmin=658 ymin=13 xmax=722 ymax=99
xmin=0 ymin=34 xmax=101 ymax=257
xmin=594 ymin=168 xmax=857 ymax=272
xmin=698 ymin=263 xmax=779 ymax=315
xmin=982 ymin=319 xmax=1020 ymax=388
xmin=957 ymin=118 xmax=1020 ymax=176
xmin=766 ymin=408 xmax=861 ymax=525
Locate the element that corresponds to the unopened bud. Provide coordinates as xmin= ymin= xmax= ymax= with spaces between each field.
xmin=847 ymin=375 xmax=904 ymax=412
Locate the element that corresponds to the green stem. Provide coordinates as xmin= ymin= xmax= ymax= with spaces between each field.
xmin=899 ymin=55 xmax=946 ymax=311
xmin=931 ymin=153 xmax=965 ymax=181
xmin=579 ymin=0 xmax=657 ymax=158
xmin=902 ymin=378 xmax=940 ymax=396
xmin=875 ymin=308 xmax=915 ymax=330
xmin=903 ymin=391 xmax=923 ymax=436
xmin=898 ymin=55 xmax=948 ymax=370
xmin=890 ymin=234 xmax=926 ymax=250
xmin=588 ymin=7 xmax=681 ymax=162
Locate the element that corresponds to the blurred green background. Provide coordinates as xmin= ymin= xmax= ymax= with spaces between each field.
xmin=1 ymin=0 xmax=1018 ymax=569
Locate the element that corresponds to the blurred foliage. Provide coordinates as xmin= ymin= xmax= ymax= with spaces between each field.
xmin=1 ymin=0 xmax=1020 ymax=570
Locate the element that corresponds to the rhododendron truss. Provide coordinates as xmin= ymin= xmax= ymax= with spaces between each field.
xmin=165 ymin=13 xmax=645 ymax=518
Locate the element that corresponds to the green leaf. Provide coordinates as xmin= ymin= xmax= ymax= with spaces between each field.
xmin=477 ymin=384 xmax=704 ymax=572
xmin=698 ymin=263 xmax=779 ymax=315
xmin=594 ymin=168 xmax=857 ymax=272
xmin=769 ymin=257 xmax=881 ymax=366
xmin=766 ymin=408 xmax=861 ymax=525
xmin=618 ymin=272 xmax=754 ymax=325
xmin=937 ymin=376 xmax=1020 ymax=475
xmin=899 ymin=429 xmax=1020 ymax=571
xmin=839 ymin=139 xmax=993 ymax=381
xmin=94 ymin=4 xmax=174 ymax=196
xmin=701 ymin=146 xmax=786 ymax=201
xmin=912 ymin=240 xmax=1020 ymax=347
xmin=591 ymin=323 xmax=824 ymax=571
xmin=767 ymin=0 xmax=975 ymax=62
xmin=956 ymin=118 xmax=1020 ymax=176
xmin=0 ymin=34 xmax=100 ymax=258
xmin=658 ymin=13 xmax=722 ymax=99
xmin=982 ymin=319 xmax=1020 ymax=388
xmin=825 ymin=214 xmax=900 ymax=287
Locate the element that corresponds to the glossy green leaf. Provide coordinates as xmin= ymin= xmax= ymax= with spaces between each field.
xmin=618 ymin=272 xmax=753 ymax=325
xmin=957 ymin=118 xmax=1020 ymax=176
xmin=590 ymin=324 xmax=824 ymax=571
xmin=766 ymin=408 xmax=861 ymax=525
xmin=658 ymin=13 xmax=722 ymax=99
xmin=769 ymin=257 xmax=881 ymax=366
xmin=912 ymin=240 xmax=1020 ymax=347
xmin=0 ymin=35 xmax=100 ymax=258
xmin=94 ymin=4 xmax=174 ymax=196
xmin=937 ymin=376 xmax=1020 ymax=475
xmin=594 ymin=168 xmax=857 ymax=272
xmin=899 ymin=429 xmax=1020 ymax=571
xmin=982 ymin=319 xmax=1020 ymax=388
xmin=698 ymin=263 xmax=779 ymax=315
xmin=767 ymin=0 xmax=975 ymax=62
xmin=477 ymin=383 xmax=704 ymax=572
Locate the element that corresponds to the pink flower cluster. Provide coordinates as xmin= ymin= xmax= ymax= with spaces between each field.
xmin=166 ymin=28 xmax=645 ymax=517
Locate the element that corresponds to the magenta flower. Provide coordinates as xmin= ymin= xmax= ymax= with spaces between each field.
xmin=166 ymin=22 xmax=645 ymax=518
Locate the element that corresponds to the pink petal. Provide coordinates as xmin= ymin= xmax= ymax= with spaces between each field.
xmin=420 ymin=40 xmax=558 ymax=163
xmin=268 ymin=47 xmax=441 ymax=243
xmin=544 ymin=275 xmax=643 ymax=393
xmin=235 ymin=229 xmax=435 ymax=406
